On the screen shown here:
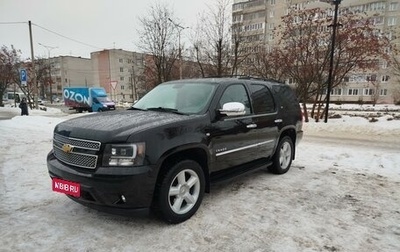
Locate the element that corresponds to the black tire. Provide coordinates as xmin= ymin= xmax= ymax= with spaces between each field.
xmin=269 ymin=136 xmax=294 ymax=174
xmin=156 ymin=160 xmax=205 ymax=224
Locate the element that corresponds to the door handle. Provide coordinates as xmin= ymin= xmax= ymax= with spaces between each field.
xmin=274 ymin=119 xmax=283 ymax=123
xmin=246 ymin=124 xmax=257 ymax=129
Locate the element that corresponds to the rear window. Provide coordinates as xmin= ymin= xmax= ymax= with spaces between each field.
xmin=250 ymin=84 xmax=275 ymax=114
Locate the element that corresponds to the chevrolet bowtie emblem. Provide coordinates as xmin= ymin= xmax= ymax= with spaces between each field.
xmin=62 ymin=144 xmax=74 ymax=153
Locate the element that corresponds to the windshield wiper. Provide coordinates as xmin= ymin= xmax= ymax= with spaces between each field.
xmin=146 ymin=107 xmax=187 ymax=115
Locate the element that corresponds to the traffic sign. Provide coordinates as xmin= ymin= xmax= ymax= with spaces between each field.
xmin=110 ymin=81 xmax=118 ymax=90
xmin=20 ymin=69 xmax=27 ymax=86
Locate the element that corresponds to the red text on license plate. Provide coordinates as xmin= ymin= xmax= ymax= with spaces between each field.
xmin=52 ymin=178 xmax=80 ymax=197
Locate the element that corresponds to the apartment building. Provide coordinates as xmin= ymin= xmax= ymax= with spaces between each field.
xmin=232 ymin=0 xmax=400 ymax=104
xmin=48 ymin=56 xmax=93 ymax=98
xmin=91 ymin=49 xmax=146 ymax=103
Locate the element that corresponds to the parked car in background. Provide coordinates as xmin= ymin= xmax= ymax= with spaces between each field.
xmin=47 ymin=77 xmax=303 ymax=223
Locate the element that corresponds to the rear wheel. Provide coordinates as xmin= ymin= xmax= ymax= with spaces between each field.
xmin=269 ymin=136 xmax=294 ymax=174
xmin=156 ymin=160 xmax=205 ymax=224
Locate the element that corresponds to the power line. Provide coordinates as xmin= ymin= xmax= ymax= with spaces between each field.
xmin=0 ymin=21 xmax=27 ymax=25
xmin=32 ymin=22 xmax=104 ymax=50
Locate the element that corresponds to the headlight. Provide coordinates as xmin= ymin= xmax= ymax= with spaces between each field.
xmin=102 ymin=143 xmax=145 ymax=166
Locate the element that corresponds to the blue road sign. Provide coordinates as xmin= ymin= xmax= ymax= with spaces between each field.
xmin=20 ymin=69 xmax=27 ymax=86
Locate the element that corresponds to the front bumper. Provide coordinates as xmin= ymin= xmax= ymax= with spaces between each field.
xmin=47 ymin=151 xmax=158 ymax=214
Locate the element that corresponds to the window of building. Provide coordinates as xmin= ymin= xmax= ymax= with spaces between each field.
xmin=287 ymin=78 xmax=296 ymax=84
xmin=120 ymin=67 xmax=124 ymax=72
xmin=348 ymin=89 xmax=359 ymax=95
xmin=119 ymin=59 xmax=123 ymax=63
xmin=120 ymin=76 xmax=124 ymax=81
xmin=349 ymin=75 xmax=367 ymax=82
xmin=381 ymin=75 xmax=390 ymax=82
xmin=372 ymin=16 xmax=384 ymax=25
xmin=380 ymin=89 xmax=388 ymax=96
xmin=390 ymin=2 xmax=398 ymax=11
xmin=381 ymin=60 xmax=388 ymax=69
xmin=121 ymin=85 xmax=125 ymax=90
xmin=268 ymin=23 xmax=274 ymax=30
xmin=270 ymin=0 xmax=275 ymax=5
xmin=388 ymin=17 xmax=397 ymax=26
xmin=269 ymin=10 xmax=274 ymax=18
xmin=366 ymin=74 xmax=377 ymax=82
xmin=331 ymin=88 xmax=342 ymax=95
xmin=364 ymin=88 xmax=374 ymax=96
xmin=268 ymin=33 xmax=274 ymax=41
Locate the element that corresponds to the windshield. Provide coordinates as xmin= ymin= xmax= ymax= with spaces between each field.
xmin=97 ymin=96 xmax=112 ymax=103
xmin=133 ymin=82 xmax=217 ymax=114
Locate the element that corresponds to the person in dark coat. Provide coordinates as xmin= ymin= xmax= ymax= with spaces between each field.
xmin=19 ymin=97 xmax=29 ymax=116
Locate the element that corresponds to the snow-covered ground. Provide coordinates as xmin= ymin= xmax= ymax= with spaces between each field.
xmin=0 ymin=105 xmax=399 ymax=252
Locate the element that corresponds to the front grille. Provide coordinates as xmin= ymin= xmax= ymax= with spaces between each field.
xmin=53 ymin=133 xmax=101 ymax=169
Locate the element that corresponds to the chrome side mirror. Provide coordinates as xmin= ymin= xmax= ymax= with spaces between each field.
xmin=219 ymin=102 xmax=246 ymax=117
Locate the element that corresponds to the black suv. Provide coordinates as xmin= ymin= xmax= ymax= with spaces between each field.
xmin=47 ymin=77 xmax=303 ymax=223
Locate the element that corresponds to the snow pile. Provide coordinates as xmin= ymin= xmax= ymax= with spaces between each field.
xmin=0 ymin=106 xmax=399 ymax=251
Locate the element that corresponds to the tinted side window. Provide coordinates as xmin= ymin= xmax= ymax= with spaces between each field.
xmin=271 ymin=84 xmax=300 ymax=111
xmin=219 ymin=84 xmax=251 ymax=115
xmin=250 ymin=84 xmax=275 ymax=114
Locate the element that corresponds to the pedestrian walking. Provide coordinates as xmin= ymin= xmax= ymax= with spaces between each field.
xmin=19 ymin=97 xmax=29 ymax=116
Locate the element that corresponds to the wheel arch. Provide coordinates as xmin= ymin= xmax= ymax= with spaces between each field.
xmin=154 ymin=147 xmax=211 ymax=199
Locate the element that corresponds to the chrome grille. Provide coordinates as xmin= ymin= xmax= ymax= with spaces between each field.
xmin=54 ymin=134 xmax=101 ymax=151
xmin=53 ymin=133 xmax=101 ymax=169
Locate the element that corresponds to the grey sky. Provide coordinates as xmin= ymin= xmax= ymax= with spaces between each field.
xmin=0 ymin=0 xmax=219 ymax=60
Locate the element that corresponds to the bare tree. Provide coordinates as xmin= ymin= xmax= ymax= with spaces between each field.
xmin=0 ymin=45 xmax=22 ymax=106
xmin=272 ymin=8 xmax=390 ymax=122
xmin=391 ymin=52 xmax=400 ymax=104
xmin=192 ymin=0 xmax=239 ymax=77
xmin=137 ymin=3 xmax=179 ymax=88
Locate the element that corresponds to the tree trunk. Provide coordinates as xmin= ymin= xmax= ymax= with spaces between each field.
xmin=302 ymin=102 xmax=309 ymax=122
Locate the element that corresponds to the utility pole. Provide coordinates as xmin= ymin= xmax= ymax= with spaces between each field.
xmin=168 ymin=18 xmax=188 ymax=80
xmin=39 ymin=42 xmax=58 ymax=103
xmin=324 ymin=0 xmax=341 ymax=123
xmin=28 ymin=21 xmax=38 ymax=109
xmin=130 ymin=65 xmax=136 ymax=102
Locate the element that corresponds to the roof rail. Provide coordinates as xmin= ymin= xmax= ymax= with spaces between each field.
xmin=203 ymin=75 xmax=284 ymax=84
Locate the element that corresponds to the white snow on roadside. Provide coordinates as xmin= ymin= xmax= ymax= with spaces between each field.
xmin=0 ymin=106 xmax=399 ymax=252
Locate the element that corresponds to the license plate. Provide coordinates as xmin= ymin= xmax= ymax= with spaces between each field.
xmin=52 ymin=178 xmax=81 ymax=197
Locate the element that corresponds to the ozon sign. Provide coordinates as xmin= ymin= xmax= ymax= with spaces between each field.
xmin=63 ymin=89 xmax=89 ymax=105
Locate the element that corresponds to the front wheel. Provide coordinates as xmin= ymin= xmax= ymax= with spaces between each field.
xmin=156 ymin=160 xmax=205 ymax=224
xmin=269 ymin=136 xmax=294 ymax=174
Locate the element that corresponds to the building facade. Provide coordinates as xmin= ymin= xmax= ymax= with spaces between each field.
xmin=233 ymin=0 xmax=400 ymax=104
xmin=49 ymin=56 xmax=94 ymax=98
xmin=91 ymin=49 xmax=146 ymax=103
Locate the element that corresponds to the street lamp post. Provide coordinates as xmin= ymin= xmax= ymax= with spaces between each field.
xmin=325 ymin=0 xmax=342 ymax=123
xmin=168 ymin=18 xmax=188 ymax=80
xmin=38 ymin=42 xmax=58 ymax=103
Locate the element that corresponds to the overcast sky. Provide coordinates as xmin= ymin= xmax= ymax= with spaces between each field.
xmin=0 ymin=0 xmax=220 ymax=60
